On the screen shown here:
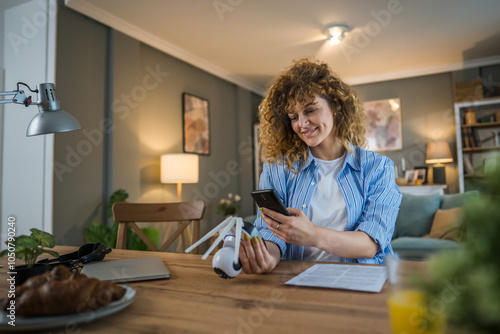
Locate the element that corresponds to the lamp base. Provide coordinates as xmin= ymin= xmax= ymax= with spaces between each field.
xmin=433 ymin=166 xmax=446 ymax=184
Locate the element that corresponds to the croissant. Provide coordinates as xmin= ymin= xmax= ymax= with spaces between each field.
xmin=3 ymin=265 xmax=126 ymax=317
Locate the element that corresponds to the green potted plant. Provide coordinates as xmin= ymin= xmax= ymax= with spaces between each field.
xmin=420 ymin=167 xmax=500 ymax=333
xmin=1 ymin=228 xmax=59 ymax=285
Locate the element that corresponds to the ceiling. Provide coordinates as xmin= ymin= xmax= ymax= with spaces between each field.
xmin=65 ymin=0 xmax=500 ymax=95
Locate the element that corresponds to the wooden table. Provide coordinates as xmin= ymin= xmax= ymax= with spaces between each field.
xmin=0 ymin=246 xmax=467 ymax=333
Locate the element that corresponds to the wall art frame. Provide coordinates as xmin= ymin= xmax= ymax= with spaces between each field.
xmin=182 ymin=93 xmax=210 ymax=155
xmin=363 ymin=98 xmax=403 ymax=152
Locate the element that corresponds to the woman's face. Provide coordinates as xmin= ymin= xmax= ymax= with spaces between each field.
xmin=287 ymin=95 xmax=336 ymax=150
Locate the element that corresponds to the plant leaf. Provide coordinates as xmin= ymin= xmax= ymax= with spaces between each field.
xmin=84 ymin=222 xmax=112 ymax=247
xmin=39 ymin=248 xmax=59 ymax=258
xmin=30 ymin=228 xmax=56 ymax=248
xmin=127 ymin=232 xmax=147 ymax=251
xmin=110 ymin=222 xmax=119 ymax=248
xmin=15 ymin=235 xmax=38 ymax=250
xmin=13 ymin=237 xmax=36 ymax=262
xmin=14 ymin=250 xmax=28 ymax=261
xmin=126 ymin=227 xmax=160 ymax=251
xmin=106 ymin=189 xmax=129 ymax=218
xmin=142 ymin=227 xmax=160 ymax=247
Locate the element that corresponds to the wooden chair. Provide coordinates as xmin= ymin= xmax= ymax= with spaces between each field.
xmin=113 ymin=201 xmax=206 ymax=253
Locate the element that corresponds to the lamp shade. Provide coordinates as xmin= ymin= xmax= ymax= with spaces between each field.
xmin=425 ymin=142 xmax=453 ymax=164
xmin=27 ymin=109 xmax=81 ymax=136
xmin=161 ymin=153 xmax=199 ymax=183
xmin=26 ymin=83 xmax=81 ymax=136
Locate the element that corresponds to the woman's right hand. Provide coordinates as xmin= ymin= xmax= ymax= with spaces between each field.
xmin=239 ymin=235 xmax=280 ymax=274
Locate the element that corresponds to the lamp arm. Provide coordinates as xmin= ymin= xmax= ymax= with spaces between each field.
xmin=0 ymin=82 xmax=39 ymax=107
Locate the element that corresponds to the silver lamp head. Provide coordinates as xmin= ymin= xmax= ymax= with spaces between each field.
xmin=26 ymin=83 xmax=81 ymax=136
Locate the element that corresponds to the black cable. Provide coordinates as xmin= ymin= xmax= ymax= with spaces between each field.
xmin=16 ymin=82 xmax=38 ymax=93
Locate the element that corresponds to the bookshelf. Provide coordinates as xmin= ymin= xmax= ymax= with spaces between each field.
xmin=455 ymin=97 xmax=500 ymax=192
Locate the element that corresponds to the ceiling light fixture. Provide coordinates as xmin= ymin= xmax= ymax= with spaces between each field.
xmin=324 ymin=24 xmax=350 ymax=46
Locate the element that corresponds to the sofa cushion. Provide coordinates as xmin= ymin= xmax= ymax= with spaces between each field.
xmin=393 ymin=193 xmax=441 ymax=239
xmin=391 ymin=236 xmax=459 ymax=254
xmin=423 ymin=207 xmax=464 ymax=242
xmin=440 ymin=190 xmax=480 ymax=210
xmin=244 ymin=215 xmax=257 ymax=224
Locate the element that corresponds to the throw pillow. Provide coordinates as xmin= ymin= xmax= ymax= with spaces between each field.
xmin=440 ymin=190 xmax=480 ymax=210
xmin=423 ymin=208 xmax=464 ymax=242
xmin=393 ymin=193 xmax=441 ymax=239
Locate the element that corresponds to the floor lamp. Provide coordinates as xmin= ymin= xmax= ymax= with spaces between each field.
xmin=161 ymin=153 xmax=199 ymax=251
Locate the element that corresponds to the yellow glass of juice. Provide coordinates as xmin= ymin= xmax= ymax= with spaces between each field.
xmin=385 ymin=254 xmax=446 ymax=334
xmin=388 ymin=289 xmax=446 ymax=334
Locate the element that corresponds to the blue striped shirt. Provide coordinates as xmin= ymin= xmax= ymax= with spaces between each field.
xmin=255 ymin=145 xmax=402 ymax=264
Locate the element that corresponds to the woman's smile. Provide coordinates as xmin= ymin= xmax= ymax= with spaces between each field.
xmin=301 ymin=127 xmax=317 ymax=137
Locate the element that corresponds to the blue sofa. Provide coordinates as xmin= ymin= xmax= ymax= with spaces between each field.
xmin=390 ymin=190 xmax=479 ymax=255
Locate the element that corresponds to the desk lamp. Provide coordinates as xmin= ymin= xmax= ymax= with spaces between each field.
xmin=0 ymin=82 xmax=80 ymax=136
xmin=425 ymin=142 xmax=453 ymax=184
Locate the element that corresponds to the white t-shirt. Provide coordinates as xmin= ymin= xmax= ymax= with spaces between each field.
xmin=303 ymin=153 xmax=348 ymax=262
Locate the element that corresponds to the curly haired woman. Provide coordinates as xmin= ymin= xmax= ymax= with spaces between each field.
xmin=239 ymin=58 xmax=402 ymax=274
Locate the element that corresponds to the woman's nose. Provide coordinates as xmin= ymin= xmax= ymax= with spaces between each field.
xmin=298 ymin=114 xmax=309 ymax=127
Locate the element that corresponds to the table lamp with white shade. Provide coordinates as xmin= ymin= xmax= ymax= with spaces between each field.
xmin=161 ymin=153 xmax=199 ymax=202
xmin=425 ymin=142 xmax=453 ymax=184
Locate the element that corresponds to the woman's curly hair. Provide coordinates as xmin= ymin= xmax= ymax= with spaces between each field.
xmin=258 ymin=57 xmax=367 ymax=172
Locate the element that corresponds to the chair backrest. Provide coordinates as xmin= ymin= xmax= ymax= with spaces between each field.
xmin=113 ymin=201 xmax=206 ymax=253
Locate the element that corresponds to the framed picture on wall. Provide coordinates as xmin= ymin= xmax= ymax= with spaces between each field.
xmin=363 ymin=98 xmax=403 ymax=152
xmin=183 ymin=93 xmax=210 ymax=155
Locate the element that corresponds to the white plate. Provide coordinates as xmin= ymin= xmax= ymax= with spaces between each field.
xmin=0 ymin=285 xmax=135 ymax=332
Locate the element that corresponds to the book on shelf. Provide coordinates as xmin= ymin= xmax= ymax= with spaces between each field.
xmin=462 ymin=128 xmax=483 ymax=148
xmin=469 ymin=128 xmax=474 ymax=147
xmin=463 ymin=128 xmax=474 ymax=148
xmin=472 ymin=128 xmax=481 ymax=147
xmin=463 ymin=156 xmax=475 ymax=174
xmin=462 ymin=127 xmax=470 ymax=148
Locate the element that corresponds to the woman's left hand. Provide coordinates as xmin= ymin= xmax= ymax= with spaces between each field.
xmin=261 ymin=207 xmax=318 ymax=247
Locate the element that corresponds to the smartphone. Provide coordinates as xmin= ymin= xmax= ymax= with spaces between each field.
xmin=251 ymin=189 xmax=291 ymax=216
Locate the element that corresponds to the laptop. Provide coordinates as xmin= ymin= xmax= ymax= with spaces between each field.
xmin=81 ymin=257 xmax=170 ymax=283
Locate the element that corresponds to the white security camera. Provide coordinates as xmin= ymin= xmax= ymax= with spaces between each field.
xmin=186 ymin=217 xmax=263 ymax=279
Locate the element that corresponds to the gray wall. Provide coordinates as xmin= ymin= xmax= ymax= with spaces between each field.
xmin=54 ymin=5 xmax=259 ymax=247
xmin=54 ymin=4 xmax=108 ymax=245
xmin=353 ymin=73 xmax=458 ymax=193
xmin=113 ymin=36 xmax=257 ymax=239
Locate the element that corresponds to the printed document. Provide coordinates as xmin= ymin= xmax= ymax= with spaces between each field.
xmin=285 ymin=264 xmax=387 ymax=292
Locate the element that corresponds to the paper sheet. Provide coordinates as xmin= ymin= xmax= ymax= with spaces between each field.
xmin=285 ymin=264 xmax=387 ymax=293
